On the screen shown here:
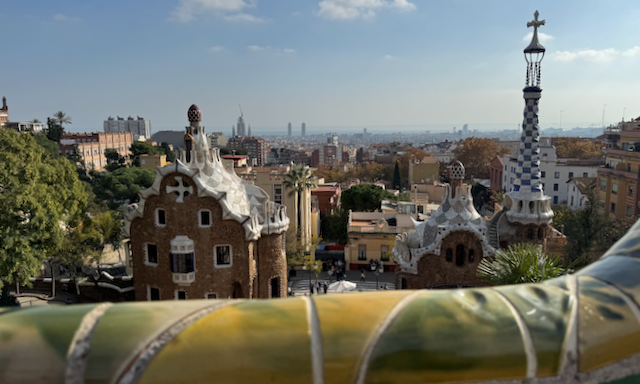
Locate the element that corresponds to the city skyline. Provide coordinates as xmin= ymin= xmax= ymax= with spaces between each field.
xmin=2 ymin=1 xmax=639 ymax=132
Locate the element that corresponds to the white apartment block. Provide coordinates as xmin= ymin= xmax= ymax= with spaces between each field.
xmin=503 ymin=146 xmax=601 ymax=205
xmin=104 ymin=116 xmax=151 ymax=140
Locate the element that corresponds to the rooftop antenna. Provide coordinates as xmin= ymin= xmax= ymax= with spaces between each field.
xmin=238 ymin=104 xmax=243 ymax=117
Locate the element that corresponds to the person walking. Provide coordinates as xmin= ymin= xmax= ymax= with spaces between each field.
xmin=309 ymin=282 xmax=314 ymax=295
xmin=360 ymin=270 xmax=366 ymax=282
xmin=323 ymin=282 xmax=328 ymax=294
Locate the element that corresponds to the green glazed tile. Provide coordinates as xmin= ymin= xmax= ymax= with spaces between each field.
xmin=139 ymin=297 xmax=313 ymax=384
xmin=0 ymin=304 xmax=98 ymax=383
xmin=606 ymin=375 xmax=640 ymax=384
xmin=496 ymin=283 xmax=572 ymax=377
xmin=577 ymin=276 xmax=640 ymax=372
xmin=576 ymin=256 xmax=640 ymax=307
xmin=314 ymin=291 xmax=414 ymax=384
xmin=85 ymin=300 xmax=223 ymax=384
xmin=600 ymin=220 xmax=640 ymax=259
xmin=365 ymin=289 xmax=527 ymax=384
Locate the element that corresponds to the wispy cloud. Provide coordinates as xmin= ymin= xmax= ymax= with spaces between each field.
xmin=522 ymin=32 xmax=554 ymax=44
xmin=248 ymin=45 xmax=296 ymax=54
xmin=383 ymin=54 xmax=396 ymax=60
xmin=223 ymin=13 xmax=267 ymax=22
xmin=318 ymin=0 xmax=416 ymax=20
xmin=53 ymin=13 xmax=81 ymax=23
xmin=170 ymin=0 xmax=259 ymax=22
xmin=207 ymin=46 xmax=226 ymax=53
xmin=622 ymin=46 xmax=640 ymax=57
xmin=553 ymin=46 xmax=640 ymax=62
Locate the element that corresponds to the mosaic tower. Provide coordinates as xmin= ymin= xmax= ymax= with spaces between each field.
xmin=504 ymin=10 xmax=553 ymax=226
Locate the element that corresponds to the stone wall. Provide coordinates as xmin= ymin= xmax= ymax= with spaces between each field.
xmin=257 ymin=234 xmax=287 ymax=298
xmin=130 ymin=172 xmax=256 ymax=300
xmin=397 ymin=230 xmax=488 ymax=289
xmin=498 ymin=223 xmax=550 ymax=250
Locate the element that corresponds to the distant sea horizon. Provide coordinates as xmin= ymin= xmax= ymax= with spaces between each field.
xmin=66 ymin=122 xmax=607 ymax=136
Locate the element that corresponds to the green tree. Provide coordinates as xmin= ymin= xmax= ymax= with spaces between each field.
xmin=98 ymin=167 xmax=155 ymax=205
xmin=0 ymin=129 xmax=87 ymax=294
xmin=341 ymin=184 xmax=395 ymax=212
xmin=33 ymin=132 xmax=60 ymax=158
xmin=321 ymin=208 xmax=349 ymax=245
xmin=392 ymin=161 xmax=402 ymax=191
xmin=52 ymin=110 xmax=73 ymax=129
xmin=160 ymin=142 xmax=176 ymax=162
xmin=553 ymin=190 xmax=604 ymax=267
xmin=105 ymin=148 xmax=126 ymax=171
xmin=477 ymin=243 xmax=572 ymax=285
xmin=46 ymin=117 xmax=65 ymax=143
xmin=130 ymin=141 xmax=157 ymax=167
xmin=286 ymin=236 xmax=322 ymax=268
xmin=284 ymin=164 xmax=318 ymax=241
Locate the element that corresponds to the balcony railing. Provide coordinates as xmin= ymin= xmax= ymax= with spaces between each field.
xmin=172 ymin=272 xmax=195 ymax=285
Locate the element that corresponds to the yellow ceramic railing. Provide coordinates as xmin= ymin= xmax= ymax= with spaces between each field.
xmin=2 ymin=221 xmax=640 ymax=383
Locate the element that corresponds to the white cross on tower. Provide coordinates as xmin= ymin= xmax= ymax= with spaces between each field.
xmin=166 ymin=176 xmax=193 ymax=203
xmin=527 ymin=10 xmax=545 ymax=34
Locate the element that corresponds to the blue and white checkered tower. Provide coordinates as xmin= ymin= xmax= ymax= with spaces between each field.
xmin=505 ymin=11 xmax=554 ymax=226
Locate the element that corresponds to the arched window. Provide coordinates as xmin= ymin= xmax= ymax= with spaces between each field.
xmin=527 ymin=229 xmax=534 ymax=239
xmin=456 ymin=244 xmax=465 ymax=267
xmin=468 ymin=249 xmax=475 ymax=263
xmin=401 ymin=278 xmax=408 ymax=289
xmin=445 ymin=248 xmax=453 ymax=262
xmin=538 ymin=228 xmax=544 ymax=239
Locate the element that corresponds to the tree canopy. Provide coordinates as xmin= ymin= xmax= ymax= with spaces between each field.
xmin=392 ymin=161 xmax=402 ymax=191
xmin=33 ymin=132 xmax=60 ymax=158
xmin=0 ymin=129 xmax=87 ymax=291
xmin=220 ymin=147 xmax=248 ymax=156
xmin=159 ymin=142 xmax=176 ymax=162
xmin=554 ymin=138 xmax=603 ymax=159
xmin=453 ymin=138 xmax=510 ymax=179
xmin=98 ymin=167 xmax=156 ymax=204
xmin=130 ymin=141 xmax=157 ymax=167
xmin=46 ymin=118 xmax=65 ymax=143
xmin=341 ymin=184 xmax=396 ymax=212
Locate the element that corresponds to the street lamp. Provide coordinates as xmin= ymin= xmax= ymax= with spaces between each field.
xmin=372 ymin=260 xmax=384 ymax=290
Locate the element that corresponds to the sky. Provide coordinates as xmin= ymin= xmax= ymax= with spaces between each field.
xmin=2 ymin=0 xmax=640 ymax=134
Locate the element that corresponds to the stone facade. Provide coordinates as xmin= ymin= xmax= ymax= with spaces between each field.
xmin=397 ymin=231 xmax=488 ymax=289
xmin=125 ymin=105 xmax=289 ymax=301
xmin=394 ymin=161 xmax=496 ymax=289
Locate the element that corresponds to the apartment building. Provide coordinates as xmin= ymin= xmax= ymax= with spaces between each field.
xmin=503 ymin=146 xmax=602 ymax=205
xmin=59 ymin=132 xmax=133 ymax=170
xmin=597 ymin=117 xmax=640 ymax=222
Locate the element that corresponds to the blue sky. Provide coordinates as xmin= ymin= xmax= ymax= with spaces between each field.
xmin=2 ymin=0 xmax=640 ymax=134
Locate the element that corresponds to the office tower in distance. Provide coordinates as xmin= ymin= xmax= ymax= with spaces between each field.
xmin=232 ymin=125 xmax=236 ymax=137
xmin=248 ymin=125 xmax=252 ymax=137
xmin=237 ymin=115 xmax=246 ymax=137
xmin=301 ymin=122 xmax=306 ymax=136
xmin=462 ymin=124 xmax=469 ymax=136
xmin=104 ymin=115 xmax=151 ymax=140
xmin=288 ymin=122 xmax=292 ymax=136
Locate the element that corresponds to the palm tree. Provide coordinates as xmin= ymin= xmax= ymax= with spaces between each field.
xmin=283 ymin=164 xmax=317 ymax=242
xmin=52 ymin=111 xmax=72 ymax=129
xmin=477 ymin=243 xmax=572 ymax=285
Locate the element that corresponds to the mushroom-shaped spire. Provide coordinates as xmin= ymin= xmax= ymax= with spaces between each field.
xmin=188 ymin=104 xmax=201 ymax=123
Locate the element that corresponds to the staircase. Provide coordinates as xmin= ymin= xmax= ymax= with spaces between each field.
xmin=487 ymin=210 xmax=504 ymax=249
